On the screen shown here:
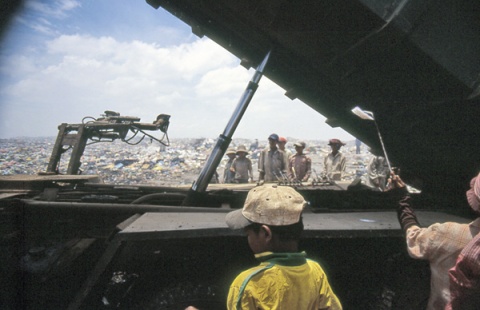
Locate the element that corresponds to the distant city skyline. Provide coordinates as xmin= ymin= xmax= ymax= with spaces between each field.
xmin=0 ymin=1 xmax=355 ymax=142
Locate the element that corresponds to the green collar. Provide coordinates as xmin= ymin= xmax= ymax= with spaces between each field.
xmin=255 ymin=251 xmax=307 ymax=266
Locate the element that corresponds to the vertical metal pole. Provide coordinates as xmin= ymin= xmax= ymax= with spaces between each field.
xmin=67 ymin=124 xmax=88 ymax=175
xmin=47 ymin=123 xmax=68 ymax=173
xmin=374 ymin=120 xmax=392 ymax=173
xmin=182 ymin=51 xmax=271 ymax=206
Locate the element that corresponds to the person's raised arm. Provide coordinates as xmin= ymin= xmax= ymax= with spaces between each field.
xmin=388 ymin=171 xmax=419 ymax=231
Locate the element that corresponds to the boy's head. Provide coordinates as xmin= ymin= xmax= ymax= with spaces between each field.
xmin=226 ymin=185 xmax=305 ymax=228
xmin=226 ymin=148 xmax=236 ymax=159
xmin=294 ymin=141 xmax=306 ymax=154
xmin=268 ymin=133 xmax=279 ymax=149
xmin=278 ymin=136 xmax=287 ymax=150
xmin=236 ymin=145 xmax=248 ymax=157
xmin=328 ymin=138 xmax=345 ymax=154
xmin=226 ymin=185 xmax=306 ymax=252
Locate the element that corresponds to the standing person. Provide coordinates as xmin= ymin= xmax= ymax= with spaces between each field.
xmin=389 ymin=172 xmax=480 ymax=310
xmin=231 ymin=145 xmax=253 ymax=183
xmin=355 ymin=138 xmax=362 ymax=154
xmin=257 ymin=133 xmax=287 ymax=183
xmin=365 ymin=155 xmax=389 ymax=191
xmin=446 ymin=173 xmax=480 ymax=310
xmin=223 ymin=148 xmax=237 ymax=183
xmin=278 ymin=136 xmax=292 ymax=161
xmin=288 ymin=141 xmax=312 ymax=182
xmin=249 ymin=139 xmax=258 ymax=152
xmin=323 ymin=139 xmax=347 ymax=181
xmin=225 ymin=185 xmax=342 ymax=310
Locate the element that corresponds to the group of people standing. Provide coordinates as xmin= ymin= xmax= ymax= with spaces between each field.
xmin=224 ymin=133 xmax=349 ymax=185
xmin=257 ymin=133 xmax=312 ymax=184
xmin=185 ymin=135 xmax=480 ymax=310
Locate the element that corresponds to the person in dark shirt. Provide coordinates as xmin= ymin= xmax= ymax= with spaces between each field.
xmin=223 ymin=148 xmax=236 ymax=183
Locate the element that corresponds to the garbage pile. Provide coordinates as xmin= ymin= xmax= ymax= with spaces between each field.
xmin=1 ymin=137 xmax=375 ymax=186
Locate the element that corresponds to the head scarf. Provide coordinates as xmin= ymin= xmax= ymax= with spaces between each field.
xmin=466 ymin=172 xmax=480 ymax=213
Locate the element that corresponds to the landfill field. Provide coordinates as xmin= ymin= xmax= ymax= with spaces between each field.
xmin=0 ymin=137 xmax=373 ymax=185
xmin=1 ymin=137 xmax=433 ymax=310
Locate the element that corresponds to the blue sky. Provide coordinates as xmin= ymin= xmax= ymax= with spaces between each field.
xmin=0 ymin=0 xmax=354 ymax=141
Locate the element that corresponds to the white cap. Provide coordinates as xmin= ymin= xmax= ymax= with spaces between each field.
xmin=225 ymin=185 xmax=306 ymax=229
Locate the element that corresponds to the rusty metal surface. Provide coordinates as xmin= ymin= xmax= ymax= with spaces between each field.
xmin=0 ymin=174 xmax=102 ymax=191
xmin=117 ymin=210 xmax=471 ymax=240
xmin=0 ymin=192 xmax=30 ymax=199
xmin=0 ymin=174 xmax=102 ymax=182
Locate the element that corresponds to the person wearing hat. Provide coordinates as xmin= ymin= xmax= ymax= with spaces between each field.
xmin=278 ymin=136 xmax=293 ymax=161
xmin=224 ymin=185 xmax=342 ymax=310
xmin=223 ymin=148 xmax=237 ymax=183
xmin=230 ymin=145 xmax=253 ymax=183
xmin=288 ymin=141 xmax=312 ymax=182
xmin=365 ymin=154 xmax=389 ymax=191
xmin=323 ymin=138 xmax=347 ymax=181
xmin=389 ymin=171 xmax=480 ymax=310
xmin=257 ymin=133 xmax=288 ymax=184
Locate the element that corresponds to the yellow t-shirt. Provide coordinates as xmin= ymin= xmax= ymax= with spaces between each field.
xmin=227 ymin=252 xmax=342 ymax=310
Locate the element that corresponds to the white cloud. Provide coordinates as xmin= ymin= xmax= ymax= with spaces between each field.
xmin=0 ymin=32 xmax=354 ymax=141
xmin=26 ymin=0 xmax=81 ymax=19
xmin=28 ymin=17 xmax=57 ymax=36
xmin=195 ymin=66 xmax=249 ymax=100
xmin=14 ymin=1 xmax=81 ymax=37
xmin=0 ymin=35 xmax=239 ymax=137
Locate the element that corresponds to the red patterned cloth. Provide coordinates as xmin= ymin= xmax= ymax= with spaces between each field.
xmin=446 ymin=233 xmax=480 ymax=309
